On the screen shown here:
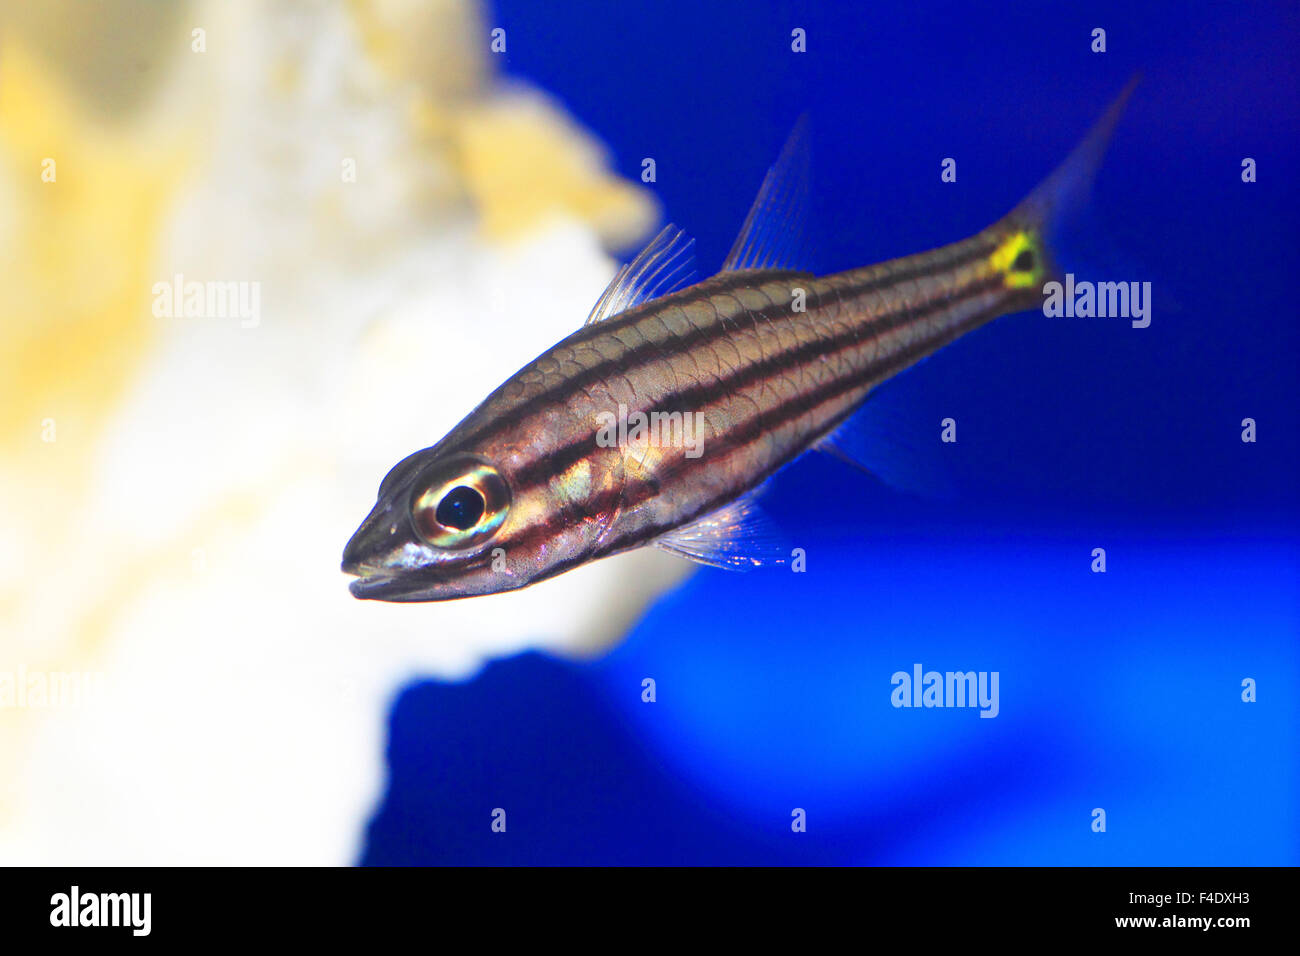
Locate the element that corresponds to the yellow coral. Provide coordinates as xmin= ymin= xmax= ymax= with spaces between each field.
xmin=0 ymin=41 xmax=187 ymax=453
xmin=451 ymin=94 xmax=658 ymax=249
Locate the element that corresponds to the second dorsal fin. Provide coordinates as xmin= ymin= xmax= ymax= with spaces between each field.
xmin=721 ymin=115 xmax=811 ymax=273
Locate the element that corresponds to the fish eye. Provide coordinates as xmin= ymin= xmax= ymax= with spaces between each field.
xmin=436 ymin=486 xmax=485 ymax=530
xmin=410 ymin=458 xmax=511 ymax=550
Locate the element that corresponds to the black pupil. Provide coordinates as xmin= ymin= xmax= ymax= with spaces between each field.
xmin=436 ymin=486 xmax=486 ymax=530
xmin=1012 ymin=249 xmax=1035 ymax=272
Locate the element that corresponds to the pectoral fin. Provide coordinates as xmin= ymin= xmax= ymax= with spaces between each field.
xmin=654 ymin=487 xmax=788 ymax=570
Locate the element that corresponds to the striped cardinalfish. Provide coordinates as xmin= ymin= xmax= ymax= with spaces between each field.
xmin=344 ymin=83 xmax=1134 ymax=601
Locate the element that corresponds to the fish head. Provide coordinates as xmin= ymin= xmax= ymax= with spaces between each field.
xmin=342 ymin=438 xmax=623 ymax=602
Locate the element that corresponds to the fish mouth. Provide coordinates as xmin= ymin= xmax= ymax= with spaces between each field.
xmin=341 ymin=524 xmax=426 ymax=601
xmin=346 ymin=568 xmax=479 ymax=603
xmin=346 ymin=572 xmax=425 ymax=601
xmin=342 ymin=505 xmax=421 ymax=600
xmin=341 ymin=502 xmax=495 ymax=603
xmin=343 ymin=508 xmax=471 ymax=602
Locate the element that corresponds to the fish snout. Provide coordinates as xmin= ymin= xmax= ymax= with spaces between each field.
xmin=341 ymin=502 xmax=402 ymax=577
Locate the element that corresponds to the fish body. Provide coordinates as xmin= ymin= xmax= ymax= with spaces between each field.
xmin=344 ymin=84 xmax=1133 ymax=602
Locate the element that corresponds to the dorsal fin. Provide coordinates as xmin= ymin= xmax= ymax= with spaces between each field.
xmin=585 ymin=225 xmax=697 ymax=325
xmin=721 ymin=115 xmax=811 ymax=272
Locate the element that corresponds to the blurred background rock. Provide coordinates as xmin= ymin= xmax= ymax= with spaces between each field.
xmin=0 ymin=0 xmax=684 ymax=864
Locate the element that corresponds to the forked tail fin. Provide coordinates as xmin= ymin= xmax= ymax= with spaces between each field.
xmin=985 ymin=76 xmax=1139 ymax=293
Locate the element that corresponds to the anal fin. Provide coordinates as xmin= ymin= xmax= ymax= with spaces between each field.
xmin=816 ymin=393 xmax=956 ymax=500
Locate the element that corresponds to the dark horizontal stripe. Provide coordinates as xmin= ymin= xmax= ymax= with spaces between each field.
xmin=447 ymin=270 xmax=795 ymax=454
xmin=496 ymin=281 xmax=1011 ymax=570
xmin=584 ymin=294 xmax=1014 ymax=560
xmin=451 ymin=232 xmax=1003 ymax=457
xmin=514 ymin=294 xmax=1013 ymax=576
xmin=509 ymin=270 xmax=1008 ymax=496
xmin=583 ymin=265 xmax=794 ymax=337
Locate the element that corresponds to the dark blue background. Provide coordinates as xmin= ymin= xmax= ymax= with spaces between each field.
xmin=362 ymin=0 xmax=1298 ymax=864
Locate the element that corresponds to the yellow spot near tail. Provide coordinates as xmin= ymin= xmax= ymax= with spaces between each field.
xmin=989 ymin=230 xmax=1042 ymax=290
